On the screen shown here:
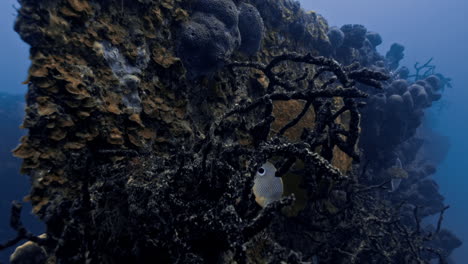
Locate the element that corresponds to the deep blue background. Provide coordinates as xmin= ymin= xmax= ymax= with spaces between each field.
xmin=0 ymin=0 xmax=467 ymax=262
xmin=0 ymin=0 xmax=43 ymax=262
xmin=0 ymin=0 xmax=29 ymax=95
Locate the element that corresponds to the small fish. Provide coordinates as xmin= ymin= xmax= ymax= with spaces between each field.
xmin=252 ymin=162 xmax=283 ymax=207
xmin=390 ymin=178 xmax=402 ymax=192
xmin=389 ymin=157 xmax=405 ymax=192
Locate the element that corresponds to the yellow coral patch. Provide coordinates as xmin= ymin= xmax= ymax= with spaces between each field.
xmin=331 ymin=146 xmax=353 ymax=174
xmin=64 ymin=142 xmax=86 ymax=150
xmin=129 ymin=113 xmax=145 ymax=127
xmin=138 ymin=128 xmax=157 ymax=140
xmin=142 ymin=99 xmax=159 ymax=118
xmin=153 ymin=8 xmax=164 ymax=25
xmin=58 ymin=116 xmax=75 ymax=127
xmin=160 ymin=0 xmax=174 ymax=10
xmin=32 ymin=198 xmax=49 ymax=214
xmin=108 ymin=128 xmax=125 ymax=145
xmin=174 ymin=8 xmax=189 ymax=21
xmin=152 ymin=47 xmax=180 ymax=69
xmin=29 ymin=65 xmax=49 ymax=78
xmin=37 ymin=103 xmax=58 ymax=116
xmin=50 ymin=129 xmax=67 ymax=141
xmin=60 ymin=6 xmax=80 ymax=17
xmin=271 ymin=100 xmax=316 ymax=141
xmin=12 ymin=143 xmax=35 ymax=159
xmin=104 ymin=92 xmax=122 ymax=115
xmin=67 ymin=0 xmax=92 ymax=14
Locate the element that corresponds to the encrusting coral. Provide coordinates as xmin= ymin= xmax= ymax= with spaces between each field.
xmin=0 ymin=0 xmax=461 ymax=263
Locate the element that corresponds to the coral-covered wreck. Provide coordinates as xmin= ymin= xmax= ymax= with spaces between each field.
xmin=2 ymin=0 xmax=461 ymax=263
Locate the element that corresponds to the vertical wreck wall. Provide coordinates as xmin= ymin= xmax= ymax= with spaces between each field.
xmin=12 ymin=0 xmax=348 ymax=218
xmin=4 ymin=0 xmax=460 ymax=263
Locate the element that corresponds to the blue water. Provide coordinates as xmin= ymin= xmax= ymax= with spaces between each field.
xmin=0 ymin=0 xmax=42 ymax=262
xmin=0 ymin=0 xmax=467 ymax=262
xmin=0 ymin=0 xmax=29 ymax=95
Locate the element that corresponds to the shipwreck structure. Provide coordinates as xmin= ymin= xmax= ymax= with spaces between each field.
xmin=1 ymin=0 xmax=460 ymax=263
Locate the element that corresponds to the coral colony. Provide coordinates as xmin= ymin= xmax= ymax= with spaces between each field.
xmin=1 ymin=0 xmax=460 ymax=263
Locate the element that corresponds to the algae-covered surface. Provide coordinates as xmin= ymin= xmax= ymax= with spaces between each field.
xmin=0 ymin=0 xmax=463 ymax=263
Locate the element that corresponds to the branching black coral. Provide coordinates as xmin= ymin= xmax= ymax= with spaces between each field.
xmin=407 ymin=58 xmax=452 ymax=89
xmin=228 ymin=52 xmax=389 ymax=162
xmin=0 ymin=52 xmax=452 ymax=264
